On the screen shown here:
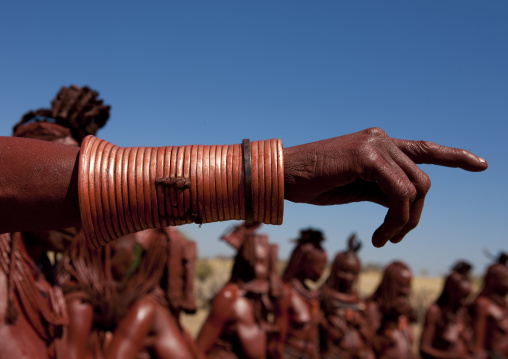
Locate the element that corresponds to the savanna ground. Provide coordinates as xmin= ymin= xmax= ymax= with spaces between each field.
xmin=180 ymin=258 xmax=484 ymax=353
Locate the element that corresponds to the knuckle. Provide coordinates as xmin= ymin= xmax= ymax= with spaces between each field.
xmin=364 ymin=127 xmax=387 ymax=138
xmin=405 ymin=185 xmax=418 ymax=201
xmin=418 ymin=140 xmax=438 ymax=153
xmin=406 ymin=217 xmax=420 ymax=231
xmin=361 ymin=150 xmax=381 ymax=169
xmin=417 ymin=173 xmax=431 ymax=193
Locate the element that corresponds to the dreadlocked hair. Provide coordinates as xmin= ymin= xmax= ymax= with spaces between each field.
xmin=368 ymin=261 xmax=416 ymax=322
xmin=58 ymin=232 xmax=115 ymax=315
xmin=324 ymin=233 xmax=362 ymax=290
xmin=282 ymin=228 xmax=325 ymax=282
xmin=435 ymin=260 xmax=473 ymax=309
xmin=12 ymin=85 xmax=110 ymax=144
xmin=0 ymin=233 xmax=68 ymax=339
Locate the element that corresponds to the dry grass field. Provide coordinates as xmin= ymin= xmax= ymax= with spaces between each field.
xmin=181 ymin=258 xmax=484 ymax=343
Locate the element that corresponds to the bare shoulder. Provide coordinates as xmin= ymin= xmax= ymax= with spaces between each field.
xmin=123 ymin=296 xmax=159 ymax=323
xmin=212 ymin=283 xmax=242 ymax=307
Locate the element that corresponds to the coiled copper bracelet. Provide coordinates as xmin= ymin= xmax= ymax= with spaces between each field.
xmin=78 ymin=136 xmax=284 ymax=247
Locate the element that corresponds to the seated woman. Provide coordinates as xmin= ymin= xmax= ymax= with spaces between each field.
xmin=196 ymin=222 xmax=285 ymax=359
xmin=319 ymin=234 xmax=375 ymax=359
xmin=419 ymin=261 xmax=476 ymax=359
xmin=59 ymin=228 xmax=200 ymax=359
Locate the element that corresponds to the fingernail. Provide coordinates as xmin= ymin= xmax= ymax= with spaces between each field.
xmin=478 ymin=157 xmax=486 ymax=163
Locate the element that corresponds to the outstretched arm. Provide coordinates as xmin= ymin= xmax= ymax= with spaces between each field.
xmin=0 ymin=128 xmax=487 ymax=246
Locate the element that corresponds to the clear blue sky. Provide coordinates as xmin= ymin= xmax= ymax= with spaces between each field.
xmin=1 ymin=1 xmax=506 ymax=276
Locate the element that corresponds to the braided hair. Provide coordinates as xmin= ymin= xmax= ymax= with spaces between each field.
xmin=12 ymin=85 xmax=110 ymax=144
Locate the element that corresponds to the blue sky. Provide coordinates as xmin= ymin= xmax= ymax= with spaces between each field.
xmin=1 ymin=1 xmax=506 ymax=276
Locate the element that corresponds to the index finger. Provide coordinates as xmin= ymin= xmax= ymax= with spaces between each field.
xmin=393 ymin=139 xmax=488 ymax=172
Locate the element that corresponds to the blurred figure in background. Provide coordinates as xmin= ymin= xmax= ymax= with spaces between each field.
xmin=59 ymin=228 xmax=200 ymax=359
xmin=319 ymin=234 xmax=374 ymax=359
xmin=419 ymin=260 xmax=477 ymax=359
xmin=470 ymin=252 xmax=508 ymax=359
xmin=365 ymin=261 xmax=416 ymax=359
xmin=280 ymin=229 xmax=328 ymax=359
xmin=196 ymin=222 xmax=285 ymax=359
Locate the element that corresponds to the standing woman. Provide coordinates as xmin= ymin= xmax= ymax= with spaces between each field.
xmin=280 ymin=229 xmax=328 ymax=359
xmin=0 ymin=85 xmax=109 ymax=359
xmin=469 ymin=253 xmax=508 ymax=359
xmin=196 ymin=222 xmax=285 ymax=359
xmin=319 ymin=234 xmax=374 ymax=359
xmin=365 ymin=261 xmax=416 ymax=359
xmin=419 ymin=261 xmax=476 ymax=359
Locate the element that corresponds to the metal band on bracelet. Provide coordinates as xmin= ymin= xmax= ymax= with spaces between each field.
xmin=242 ymin=139 xmax=254 ymax=225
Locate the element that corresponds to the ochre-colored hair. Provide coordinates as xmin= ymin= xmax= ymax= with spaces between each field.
xmin=368 ymin=261 xmax=414 ymax=320
xmin=435 ymin=260 xmax=472 ymax=309
xmin=325 ymin=233 xmax=362 ymax=289
xmin=13 ymin=85 xmax=110 ymax=144
xmin=282 ymin=228 xmax=325 ymax=282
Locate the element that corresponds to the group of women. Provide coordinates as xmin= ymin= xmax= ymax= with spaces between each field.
xmin=200 ymin=223 xmax=508 ymax=359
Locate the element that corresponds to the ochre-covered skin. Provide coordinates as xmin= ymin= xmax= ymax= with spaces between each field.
xmin=280 ymin=229 xmax=327 ymax=359
xmin=419 ymin=261 xmax=476 ymax=359
xmin=470 ymin=255 xmax=508 ymax=359
xmin=59 ymin=229 xmax=202 ymax=359
xmin=319 ymin=235 xmax=375 ymax=359
xmin=0 ymin=90 xmax=491 ymax=359
xmin=0 ymin=233 xmax=67 ymax=359
xmin=365 ymin=261 xmax=416 ymax=359
xmin=0 ymin=127 xmax=488 ymax=246
xmin=0 ymin=85 xmax=109 ymax=359
xmin=196 ymin=223 xmax=284 ymax=359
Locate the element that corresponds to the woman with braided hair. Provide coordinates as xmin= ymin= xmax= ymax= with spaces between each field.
xmin=0 ymin=85 xmax=110 ymax=359
xmin=196 ymin=222 xmax=285 ymax=359
xmin=279 ymin=229 xmax=328 ymax=359
xmin=59 ymin=228 xmax=201 ymax=359
xmin=365 ymin=261 xmax=417 ymax=359
xmin=419 ymin=261 xmax=477 ymax=359
xmin=319 ymin=234 xmax=374 ymax=359
xmin=470 ymin=253 xmax=508 ymax=359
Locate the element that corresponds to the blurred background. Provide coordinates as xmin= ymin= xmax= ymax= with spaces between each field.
xmin=1 ymin=1 xmax=506 ymax=276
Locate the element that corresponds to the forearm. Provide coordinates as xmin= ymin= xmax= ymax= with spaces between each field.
xmin=0 ymin=136 xmax=81 ymax=233
xmin=0 ymin=136 xmax=284 ymax=243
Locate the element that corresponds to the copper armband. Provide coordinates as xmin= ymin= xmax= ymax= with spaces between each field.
xmin=78 ymin=136 xmax=284 ymax=247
